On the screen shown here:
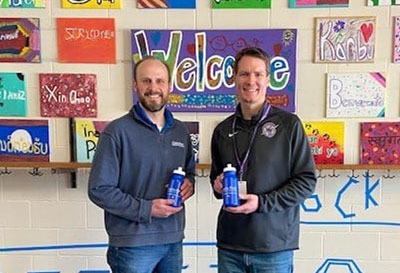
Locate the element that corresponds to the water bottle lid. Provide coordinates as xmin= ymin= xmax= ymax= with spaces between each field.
xmin=223 ymin=163 xmax=236 ymax=172
xmin=173 ymin=167 xmax=185 ymax=176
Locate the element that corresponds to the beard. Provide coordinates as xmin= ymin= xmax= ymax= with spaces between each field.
xmin=138 ymin=91 xmax=168 ymax=113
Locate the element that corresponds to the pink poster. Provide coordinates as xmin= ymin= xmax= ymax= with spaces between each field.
xmin=360 ymin=122 xmax=400 ymax=164
xmin=394 ymin=16 xmax=400 ymax=63
xmin=39 ymin=73 xmax=97 ymax=117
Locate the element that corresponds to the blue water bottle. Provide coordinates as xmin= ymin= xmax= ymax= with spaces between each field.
xmin=223 ymin=164 xmax=239 ymax=207
xmin=166 ymin=167 xmax=185 ymax=207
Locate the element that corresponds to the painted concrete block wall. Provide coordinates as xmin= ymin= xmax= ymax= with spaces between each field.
xmin=1 ymin=0 xmax=400 ymax=273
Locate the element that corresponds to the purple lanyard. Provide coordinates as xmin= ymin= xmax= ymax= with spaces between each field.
xmin=232 ymin=104 xmax=271 ymax=181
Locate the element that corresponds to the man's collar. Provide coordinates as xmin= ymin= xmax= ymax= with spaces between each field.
xmin=133 ymin=103 xmax=174 ymax=133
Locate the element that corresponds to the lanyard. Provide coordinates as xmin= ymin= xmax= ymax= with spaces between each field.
xmin=232 ymin=104 xmax=271 ymax=181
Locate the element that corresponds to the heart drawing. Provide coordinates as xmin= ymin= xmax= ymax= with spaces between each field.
xmin=360 ymin=23 xmax=374 ymax=43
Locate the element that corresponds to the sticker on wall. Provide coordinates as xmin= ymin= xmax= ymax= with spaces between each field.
xmin=314 ymin=16 xmax=376 ymax=63
xmin=184 ymin=121 xmax=199 ymax=163
xmin=367 ymin=0 xmax=400 ymax=6
xmin=131 ymin=29 xmax=297 ymax=112
xmin=0 ymin=18 xmax=41 ymax=63
xmin=57 ymin=18 xmax=116 ymax=63
xmin=0 ymin=0 xmax=45 ymax=8
xmin=0 ymin=73 xmax=26 ymax=117
xmin=393 ymin=16 xmax=400 ymax=63
xmin=212 ymin=0 xmax=271 ymax=9
xmin=361 ymin=122 xmax=400 ymax=164
xmin=137 ymin=0 xmax=196 ymax=8
xmin=0 ymin=119 xmax=49 ymax=162
xmin=289 ymin=0 xmax=348 ymax=8
xmin=39 ymin=73 xmax=97 ymax=117
xmin=62 ymin=0 xmax=121 ymax=9
xmin=326 ymin=72 xmax=385 ymax=118
xmin=303 ymin=122 xmax=344 ymax=164
xmin=74 ymin=119 xmax=108 ymax=162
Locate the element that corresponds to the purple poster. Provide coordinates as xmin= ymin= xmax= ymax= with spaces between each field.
xmin=131 ymin=29 xmax=297 ymax=112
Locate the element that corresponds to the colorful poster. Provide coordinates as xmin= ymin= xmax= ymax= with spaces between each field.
xmin=212 ymin=0 xmax=271 ymax=8
xmin=184 ymin=121 xmax=199 ymax=163
xmin=326 ymin=72 xmax=386 ymax=118
xmin=360 ymin=122 xmax=400 ymax=165
xmin=57 ymin=18 xmax=116 ymax=63
xmin=314 ymin=17 xmax=375 ymax=63
xmin=303 ymin=121 xmax=344 ymax=164
xmin=0 ymin=18 xmax=41 ymax=63
xmin=0 ymin=0 xmax=45 ymax=8
xmin=367 ymin=0 xmax=400 ymax=6
xmin=62 ymin=0 xmax=121 ymax=9
xmin=131 ymin=29 xmax=297 ymax=112
xmin=289 ymin=0 xmax=348 ymax=8
xmin=0 ymin=119 xmax=49 ymax=162
xmin=74 ymin=119 xmax=108 ymax=163
xmin=137 ymin=0 xmax=196 ymax=8
xmin=393 ymin=17 xmax=400 ymax=63
xmin=39 ymin=73 xmax=97 ymax=117
xmin=0 ymin=73 xmax=26 ymax=116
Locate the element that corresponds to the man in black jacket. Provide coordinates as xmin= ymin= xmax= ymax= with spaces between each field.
xmin=210 ymin=47 xmax=316 ymax=273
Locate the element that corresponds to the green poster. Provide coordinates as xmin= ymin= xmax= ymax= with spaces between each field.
xmin=212 ymin=0 xmax=271 ymax=8
xmin=0 ymin=73 xmax=27 ymax=116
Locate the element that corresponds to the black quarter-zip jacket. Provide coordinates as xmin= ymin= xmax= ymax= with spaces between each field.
xmin=210 ymin=104 xmax=316 ymax=253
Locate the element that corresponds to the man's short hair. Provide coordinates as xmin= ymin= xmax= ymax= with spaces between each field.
xmin=233 ymin=47 xmax=270 ymax=76
xmin=133 ymin=56 xmax=171 ymax=83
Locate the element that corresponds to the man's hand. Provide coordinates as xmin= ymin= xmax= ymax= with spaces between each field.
xmin=180 ymin=178 xmax=194 ymax=202
xmin=151 ymin=199 xmax=182 ymax=218
xmin=213 ymin=173 xmax=224 ymax=194
xmin=224 ymin=194 xmax=259 ymax=214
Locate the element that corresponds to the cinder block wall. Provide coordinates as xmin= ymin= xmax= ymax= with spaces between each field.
xmin=1 ymin=0 xmax=400 ymax=272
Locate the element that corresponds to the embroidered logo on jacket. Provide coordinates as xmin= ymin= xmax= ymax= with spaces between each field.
xmin=172 ymin=141 xmax=185 ymax=148
xmin=261 ymin=122 xmax=279 ymax=138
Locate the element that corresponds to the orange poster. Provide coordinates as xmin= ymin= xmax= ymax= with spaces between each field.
xmin=57 ymin=18 xmax=116 ymax=63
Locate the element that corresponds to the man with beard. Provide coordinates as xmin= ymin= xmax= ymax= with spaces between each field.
xmin=88 ymin=56 xmax=196 ymax=273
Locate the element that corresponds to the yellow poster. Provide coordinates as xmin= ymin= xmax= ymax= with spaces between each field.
xmin=62 ymin=0 xmax=121 ymax=9
xmin=303 ymin=121 xmax=345 ymax=164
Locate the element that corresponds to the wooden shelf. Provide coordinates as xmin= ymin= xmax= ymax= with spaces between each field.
xmin=0 ymin=162 xmax=399 ymax=170
xmin=0 ymin=162 xmax=91 ymax=169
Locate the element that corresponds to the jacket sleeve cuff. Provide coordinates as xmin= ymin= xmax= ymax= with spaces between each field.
xmin=138 ymin=199 xmax=153 ymax=223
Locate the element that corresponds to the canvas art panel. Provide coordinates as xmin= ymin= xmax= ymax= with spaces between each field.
xmin=367 ymin=0 xmax=400 ymax=6
xmin=137 ymin=0 xmax=195 ymax=8
xmin=74 ymin=119 xmax=108 ymax=162
xmin=0 ymin=0 xmax=45 ymax=8
xmin=314 ymin=16 xmax=376 ymax=63
xmin=360 ymin=122 xmax=400 ymax=164
xmin=326 ymin=72 xmax=386 ymax=118
xmin=303 ymin=121 xmax=344 ymax=164
xmin=57 ymin=18 xmax=116 ymax=63
xmin=212 ymin=0 xmax=271 ymax=9
xmin=62 ymin=0 xmax=121 ymax=9
xmin=0 ymin=18 xmax=41 ymax=62
xmin=393 ymin=16 xmax=400 ymax=63
xmin=289 ymin=0 xmax=348 ymax=8
xmin=0 ymin=73 xmax=26 ymax=116
xmin=184 ymin=121 xmax=199 ymax=163
xmin=39 ymin=73 xmax=97 ymax=117
xmin=131 ymin=29 xmax=297 ymax=112
xmin=0 ymin=119 xmax=49 ymax=162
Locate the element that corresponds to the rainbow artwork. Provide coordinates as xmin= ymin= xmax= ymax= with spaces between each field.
xmin=131 ymin=29 xmax=297 ymax=112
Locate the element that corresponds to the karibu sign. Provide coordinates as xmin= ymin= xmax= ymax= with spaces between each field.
xmin=131 ymin=29 xmax=297 ymax=112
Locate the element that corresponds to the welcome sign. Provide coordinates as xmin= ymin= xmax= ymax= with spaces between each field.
xmin=131 ymin=29 xmax=297 ymax=112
